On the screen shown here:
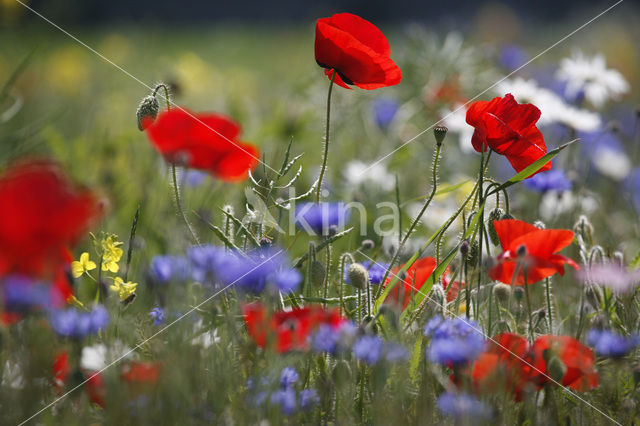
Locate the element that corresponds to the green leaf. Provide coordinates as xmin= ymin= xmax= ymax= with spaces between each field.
xmin=630 ymin=250 xmax=640 ymax=269
xmin=194 ymin=212 xmax=248 ymax=255
xmin=219 ymin=207 xmax=261 ymax=247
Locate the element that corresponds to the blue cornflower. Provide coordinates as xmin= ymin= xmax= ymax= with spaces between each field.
xmin=270 ymin=388 xmax=297 ymax=415
xmin=299 ymin=388 xmax=320 ymax=410
xmin=498 ymin=44 xmax=529 ymax=71
xmin=294 ymin=202 xmax=350 ymax=236
xmin=424 ymin=317 xmax=485 ymax=366
xmin=184 ymin=170 xmax=208 ymax=187
xmin=372 ymin=98 xmax=399 ymax=130
xmin=187 ymin=245 xmax=229 ymax=283
xmin=385 ymin=343 xmax=409 ymax=363
xmin=587 ymin=329 xmax=640 ymax=358
xmin=279 ymin=367 xmax=299 ymax=389
xmin=437 ymin=392 xmax=490 ymax=422
xmin=353 ymin=335 xmax=384 ymax=365
xmin=50 ymin=305 xmax=109 ymax=338
xmin=2 ymin=275 xmax=52 ymax=313
xmin=312 ymin=321 xmax=357 ymax=354
xmin=524 ymin=169 xmax=572 ymax=193
xmin=344 ymin=261 xmax=389 ymax=286
xmin=149 ymin=255 xmax=188 ymax=284
xmin=149 ymin=306 xmax=165 ymax=326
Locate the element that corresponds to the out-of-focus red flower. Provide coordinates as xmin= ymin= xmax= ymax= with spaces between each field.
xmin=243 ymin=303 xmax=345 ymax=353
xmin=315 ymin=13 xmax=401 ymax=90
xmin=385 ymin=257 xmax=437 ymax=309
xmin=53 ymin=351 xmax=70 ymax=390
xmin=53 ymin=351 xmax=106 ymax=407
xmin=0 ymin=161 xmax=100 ymax=279
xmin=466 ymin=94 xmax=551 ymax=176
xmin=489 ymin=219 xmax=579 ymax=285
xmin=145 ymin=109 xmax=260 ymax=181
xmin=469 ymin=333 xmax=597 ymax=400
xmin=121 ymin=361 xmax=161 ymax=385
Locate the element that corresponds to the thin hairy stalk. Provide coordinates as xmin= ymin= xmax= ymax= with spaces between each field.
xmin=545 ymin=277 xmax=554 ymax=333
xmin=315 ymin=72 xmax=336 ymax=203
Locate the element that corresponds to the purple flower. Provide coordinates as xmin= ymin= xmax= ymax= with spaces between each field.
xmin=344 ymin=261 xmax=389 ymax=285
xmin=279 ymin=367 xmax=299 ymax=389
xmin=187 ymin=245 xmax=229 ymax=283
xmin=149 ymin=306 xmax=165 ymax=326
xmin=270 ymin=388 xmax=297 ymax=415
xmin=524 ymin=169 xmax=572 ymax=193
xmin=273 ymin=269 xmax=302 ymax=294
xmin=424 ymin=317 xmax=485 ymax=366
xmin=587 ymin=329 xmax=640 ymax=358
xmin=385 ymin=343 xmax=409 ymax=363
xmin=372 ymin=98 xmax=399 ymax=130
xmin=299 ymin=388 xmax=320 ymax=410
xmin=437 ymin=392 xmax=490 ymax=422
xmin=2 ymin=275 xmax=53 ymax=313
xmin=353 ymin=335 xmax=384 ymax=365
xmin=577 ymin=263 xmax=640 ymax=295
xmin=184 ymin=170 xmax=208 ymax=187
xmin=50 ymin=305 xmax=109 ymax=338
xmin=499 ymin=44 xmax=529 ymax=71
xmin=149 ymin=255 xmax=188 ymax=284
xmin=311 ymin=321 xmax=357 ymax=354
xmin=294 ymin=202 xmax=350 ymax=236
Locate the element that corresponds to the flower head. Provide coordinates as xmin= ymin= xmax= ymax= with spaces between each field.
xmin=101 ymin=235 xmax=123 ymax=273
xmin=149 ymin=255 xmax=188 ymax=284
xmin=71 ymin=252 xmax=97 ymax=278
xmin=577 ymin=263 xmax=640 ymax=295
xmin=353 ymin=335 xmax=384 ymax=364
xmin=279 ymin=367 xmax=299 ymax=389
xmin=149 ymin=306 xmax=165 ymax=326
xmin=437 ymin=392 xmax=491 ymax=423
xmin=466 ymin=94 xmax=551 ymax=176
xmin=315 ymin=13 xmax=401 ymax=89
xmin=49 ymin=305 xmax=109 ymax=338
xmin=424 ymin=317 xmax=485 ymax=366
xmin=489 ymin=219 xmax=579 ymax=285
xmin=372 ymin=98 xmax=399 ymax=129
xmin=524 ymin=169 xmax=572 ymax=193
xmin=110 ymin=277 xmax=138 ymax=301
xmin=587 ymin=329 xmax=640 ymax=358
xmin=294 ymin=202 xmax=350 ymax=236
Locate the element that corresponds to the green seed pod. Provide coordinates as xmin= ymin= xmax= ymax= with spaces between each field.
xmin=493 ymin=283 xmax=511 ymax=303
xmin=136 ymin=95 xmax=159 ymax=130
xmin=347 ymin=263 xmax=369 ymax=290
xmin=310 ymin=260 xmax=326 ymax=288
xmin=433 ymin=125 xmax=448 ymax=146
xmin=487 ymin=208 xmax=504 ymax=246
xmin=466 ymin=240 xmax=479 ymax=268
xmin=547 ymin=356 xmax=567 ymax=383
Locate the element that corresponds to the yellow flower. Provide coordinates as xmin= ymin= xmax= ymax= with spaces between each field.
xmin=110 ymin=277 xmax=138 ymax=301
xmin=101 ymin=235 xmax=123 ymax=273
xmin=71 ymin=252 xmax=97 ymax=278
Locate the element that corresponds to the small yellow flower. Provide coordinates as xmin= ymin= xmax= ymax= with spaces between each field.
xmin=101 ymin=235 xmax=123 ymax=273
xmin=110 ymin=277 xmax=138 ymax=301
xmin=71 ymin=252 xmax=97 ymax=278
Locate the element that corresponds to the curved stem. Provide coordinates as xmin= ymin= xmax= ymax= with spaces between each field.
xmin=316 ymin=72 xmax=336 ymax=203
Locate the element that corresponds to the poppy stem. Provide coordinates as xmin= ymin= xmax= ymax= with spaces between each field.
xmin=315 ymin=72 xmax=336 ymax=203
xmin=475 ymin=150 xmax=486 ymax=321
xmin=523 ymin=268 xmax=534 ymax=342
xmin=171 ymin=164 xmax=201 ymax=245
xmin=545 ymin=277 xmax=553 ymax=333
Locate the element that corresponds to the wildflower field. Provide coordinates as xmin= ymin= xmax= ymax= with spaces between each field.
xmin=1 ymin=2 xmax=640 ymax=424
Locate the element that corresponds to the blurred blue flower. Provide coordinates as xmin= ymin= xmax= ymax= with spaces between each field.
xmin=587 ymin=329 xmax=640 ymax=358
xmin=372 ymin=98 xmax=399 ymax=130
xmin=187 ymin=245 xmax=229 ymax=283
xmin=311 ymin=321 xmax=356 ymax=354
xmin=2 ymin=275 xmax=53 ymax=313
xmin=499 ymin=44 xmax=529 ymax=71
xmin=295 ymin=202 xmax=350 ymax=236
xmin=385 ymin=343 xmax=409 ymax=363
xmin=50 ymin=305 xmax=109 ymax=338
xmin=279 ymin=367 xmax=299 ymax=389
xmin=578 ymin=129 xmax=630 ymax=180
xmin=149 ymin=306 xmax=165 ymax=326
xmin=184 ymin=170 xmax=208 ymax=187
xmin=627 ymin=167 xmax=640 ymax=212
xmin=270 ymin=388 xmax=297 ymax=415
xmin=344 ymin=261 xmax=389 ymax=286
xmin=524 ymin=169 xmax=572 ymax=193
xmin=299 ymin=388 xmax=320 ymax=410
xmin=353 ymin=335 xmax=384 ymax=364
xmin=424 ymin=317 xmax=485 ymax=366
xmin=437 ymin=392 xmax=490 ymax=422
xmin=149 ymin=255 xmax=188 ymax=284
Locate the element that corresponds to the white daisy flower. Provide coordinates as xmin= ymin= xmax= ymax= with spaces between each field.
xmin=556 ymin=51 xmax=630 ymax=108
xmin=343 ymin=161 xmax=395 ymax=192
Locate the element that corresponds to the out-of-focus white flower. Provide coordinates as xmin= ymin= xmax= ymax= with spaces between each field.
xmin=343 ymin=161 xmax=395 ymax=192
xmin=191 ymin=319 xmax=220 ymax=348
xmin=2 ymin=361 xmax=24 ymax=389
xmin=578 ymin=263 xmax=640 ymax=295
xmin=591 ymin=143 xmax=631 ymax=181
xmin=496 ymin=78 xmax=600 ymax=132
xmin=440 ymin=104 xmax=475 ymax=153
xmin=556 ymin=51 xmax=630 ymax=108
xmin=81 ymin=342 xmax=132 ymax=371
xmin=539 ymin=190 xmax=597 ymax=220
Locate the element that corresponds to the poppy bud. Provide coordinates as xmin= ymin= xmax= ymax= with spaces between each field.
xmin=433 ymin=125 xmax=448 ymax=146
xmin=310 ymin=260 xmax=326 ymax=288
xmin=259 ymin=237 xmax=272 ymax=247
xmin=513 ymin=287 xmax=524 ymax=302
xmin=348 ymin=263 xmax=369 ymax=290
xmin=360 ymin=239 xmax=375 ymax=251
xmin=136 ymin=95 xmax=159 ymax=131
xmin=533 ymin=220 xmax=546 ymax=230
xmin=493 ymin=283 xmax=511 ymax=303
xmin=459 ymin=239 xmax=470 ymax=258
xmin=573 ymin=215 xmax=593 ymax=242
xmin=487 ymin=208 xmax=504 ymax=246
xmin=547 ymin=356 xmax=567 ymax=383
xmin=466 ymin=240 xmax=479 ymax=268
xmin=613 ymin=251 xmax=624 ymax=267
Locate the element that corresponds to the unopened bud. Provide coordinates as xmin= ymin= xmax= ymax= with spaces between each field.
xmin=360 ymin=239 xmax=375 ymax=251
xmin=493 ymin=283 xmax=511 ymax=303
xmin=573 ymin=215 xmax=593 ymax=241
xmin=487 ymin=208 xmax=504 ymax=246
xmin=310 ymin=260 xmax=326 ymax=287
xmin=613 ymin=251 xmax=624 ymax=267
xmin=433 ymin=125 xmax=448 ymax=146
xmin=467 ymin=240 xmax=479 ymax=267
xmin=136 ymin=95 xmax=159 ymax=130
xmin=348 ymin=263 xmax=369 ymax=290
xmin=259 ymin=237 xmax=272 ymax=247
xmin=459 ymin=239 xmax=470 ymax=258
xmin=547 ymin=357 xmax=567 ymax=383
xmin=513 ymin=287 xmax=524 ymax=302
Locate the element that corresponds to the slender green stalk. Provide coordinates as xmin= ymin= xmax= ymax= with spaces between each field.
xmin=315 ymin=72 xmax=336 ymax=203
xmin=475 ymin=150 xmax=486 ymax=320
xmin=523 ymin=268 xmax=534 ymax=342
xmin=545 ymin=277 xmax=553 ymax=333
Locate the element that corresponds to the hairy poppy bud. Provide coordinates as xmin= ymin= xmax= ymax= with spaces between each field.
xmin=310 ymin=260 xmax=326 ymax=288
xmin=547 ymin=356 xmax=567 ymax=383
xmin=466 ymin=240 xmax=479 ymax=268
xmin=459 ymin=239 xmax=470 ymax=258
xmin=136 ymin=95 xmax=159 ymax=131
xmin=360 ymin=239 xmax=375 ymax=251
xmin=513 ymin=287 xmax=524 ymax=302
xmin=573 ymin=215 xmax=593 ymax=242
xmin=487 ymin=208 xmax=504 ymax=246
xmin=533 ymin=220 xmax=546 ymax=230
xmin=348 ymin=263 xmax=369 ymax=290
xmin=493 ymin=283 xmax=511 ymax=303
xmin=613 ymin=251 xmax=624 ymax=267
xmin=433 ymin=125 xmax=448 ymax=146
xmin=259 ymin=237 xmax=272 ymax=247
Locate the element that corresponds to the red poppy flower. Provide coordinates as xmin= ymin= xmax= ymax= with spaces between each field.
xmin=315 ymin=13 xmax=401 ymax=90
xmin=145 ymin=109 xmax=260 ymax=181
xmin=489 ymin=219 xmax=579 ymax=285
xmin=0 ymin=160 xmax=100 ymax=279
xmin=52 ymin=352 xmax=106 ymax=407
xmin=243 ymin=303 xmax=345 ymax=353
xmin=466 ymin=94 xmax=551 ymax=176
xmin=384 ymin=257 xmax=437 ymax=309
xmin=121 ymin=361 xmax=161 ymax=385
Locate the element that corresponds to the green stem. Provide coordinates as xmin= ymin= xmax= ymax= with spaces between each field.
xmin=475 ymin=150 xmax=486 ymax=320
xmin=523 ymin=268 xmax=534 ymax=342
xmin=172 ymin=164 xmax=201 ymax=245
xmin=316 ymin=72 xmax=336 ymax=203
xmin=545 ymin=277 xmax=553 ymax=333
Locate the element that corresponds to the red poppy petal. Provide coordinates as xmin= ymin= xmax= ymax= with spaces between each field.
xmin=509 ymin=229 xmax=574 ymax=258
xmin=327 ymin=13 xmax=391 ymax=56
xmin=492 ymin=219 xmax=539 ymax=250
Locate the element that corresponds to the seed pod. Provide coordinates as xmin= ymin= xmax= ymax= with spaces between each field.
xmin=466 ymin=240 xmax=479 ymax=268
xmin=513 ymin=287 xmax=524 ymax=302
xmin=360 ymin=239 xmax=375 ymax=251
xmin=310 ymin=260 xmax=326 ymax=288
xmin=493 ymin=283 xmax=511 ymax=303
xmin=433 ymin=125 xmax=448 ymax=146
xmin=347 ymin=263 xmax=369 ymax=290
xmin=136 ymin=95 xmax=159 ymax=130
xmin=487 ymin=208 xmax=504 ymax=246
xmin=459 ymin=239 xmax=470 ymax=258
xmin=547 ymin=356 xmax=567 ymax=383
